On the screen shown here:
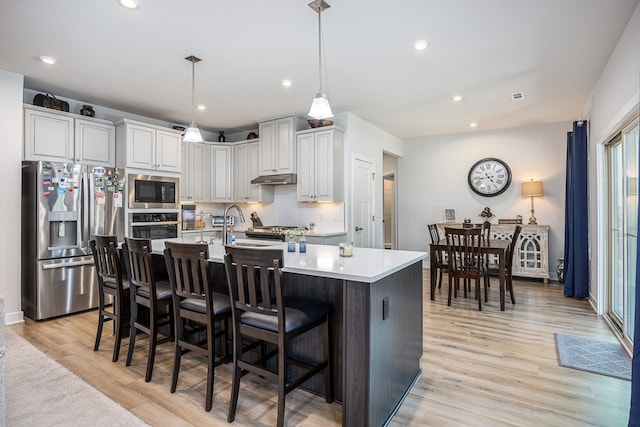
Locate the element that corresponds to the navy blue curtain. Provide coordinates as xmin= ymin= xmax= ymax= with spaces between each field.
xmin=563 ymin=121 xmax=589 ymax=298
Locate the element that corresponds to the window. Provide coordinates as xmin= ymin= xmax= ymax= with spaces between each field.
xmin=606 ymin=116 xmax=638 ymax=348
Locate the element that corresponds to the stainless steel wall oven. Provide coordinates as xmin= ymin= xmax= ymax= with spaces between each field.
xmin=129 ymin=211 xmax=179 ymax=239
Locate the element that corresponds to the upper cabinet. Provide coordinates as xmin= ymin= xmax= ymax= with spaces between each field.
xmin=24 ymin=105 xmax=115 ymax=166
xmin=181 ymin=141 xmax=209 ymax=202
xmin=116 ymin=119 xmax=181 ymax=173
xmin=233 ymin=140 xmax=274 ymax=203
xmin=296 ymin=127 xmax=344 ymax=202
xmin=209 ymin=144 xmax=233 ymax=203
xmin=258 ymin=116 xmax=306 ymax=175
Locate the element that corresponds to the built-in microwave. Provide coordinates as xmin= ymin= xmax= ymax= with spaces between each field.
xmin=128 ymin=174 xmax=179 ymax=209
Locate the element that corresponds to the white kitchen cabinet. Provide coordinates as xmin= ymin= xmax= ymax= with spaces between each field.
xmin=233 ymin=141 xmax=274 ymax=203
xmin=116 ymin=119 xmax=181 ymax=173
xmin=181 ymin=141 xmax=209 ymax=202
xmin=209 ymin=144 xmax=232 ymax=203
xmin=24 ymin=105 xmax=115 ymax=166
xmin=296 ymin=126 xmax=344 ymax=202
xmin=305 ymin=233 xmax=347 ymax=245
xmin=258 ymin=116 xmax=306 ymax=175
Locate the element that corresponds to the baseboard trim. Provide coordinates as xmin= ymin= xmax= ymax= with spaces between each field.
xmin=4 ymin=311 xmax=24 ymax=325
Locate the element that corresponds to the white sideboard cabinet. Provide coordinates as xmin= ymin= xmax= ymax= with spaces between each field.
xmin=24 ymin=105 xmax=115 ymax=166
xmin=437 ymin=223 xmax=550 ymax=282
xmin=116 ymin=119 xmax=181 ymax=173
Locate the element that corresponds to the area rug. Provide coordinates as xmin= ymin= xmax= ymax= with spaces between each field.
xmin=4 ymin=330 xmax=149 ymax=427
xmin=554 ymin=333 xmax=631 ymax=381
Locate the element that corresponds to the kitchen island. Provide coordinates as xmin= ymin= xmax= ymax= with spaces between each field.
xmin=152 ymin=236 xmax=426 ymax=426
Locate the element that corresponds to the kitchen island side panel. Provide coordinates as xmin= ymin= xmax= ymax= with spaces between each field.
xmin=344 ymin=260 xmax=423 ymax=426
xmin=367 ymin=261 xmax=423 ymax=426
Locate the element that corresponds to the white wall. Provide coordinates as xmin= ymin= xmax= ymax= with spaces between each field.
xmin=0 ymin=70 xmax=25 ymax=323
xmin=341 ymin=112 xmax=404 ymax=248
xmin=397 ymin=121 xmax=570 ymax=277
xmin=584 ymin=2 xmax=640 ymax=310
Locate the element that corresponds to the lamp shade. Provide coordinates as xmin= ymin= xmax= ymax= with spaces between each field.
xmin=521 ymin=180 xmax=544 ymax=197
xmin=183 ymin=125 xmax=203 ymax=143
xmin=308 ymin=93 xmax=333 ymax=119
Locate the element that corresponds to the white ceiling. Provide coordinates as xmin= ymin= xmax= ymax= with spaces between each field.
xmin=1 ymin=0 xmax=638 ymax=140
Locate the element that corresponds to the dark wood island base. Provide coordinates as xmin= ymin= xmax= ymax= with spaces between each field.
xmin=286 ymin=260 xmax=424 ymax=426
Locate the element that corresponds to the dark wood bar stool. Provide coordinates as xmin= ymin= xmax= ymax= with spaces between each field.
xmin=90 ymin=235 xmax=129 ymax=362
xmin=224 ymin=246 xmax=333 ymax=427
xmin=123 ymin=237 xmax=174 ymax=382
xmin=163 ymin=241 xmax=231 ymax=412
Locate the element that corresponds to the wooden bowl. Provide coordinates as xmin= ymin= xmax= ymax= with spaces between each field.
xmin=308 ymin=119 xmax=333 ymax=128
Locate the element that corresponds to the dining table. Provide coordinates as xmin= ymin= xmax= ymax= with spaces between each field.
xmin=429 ymin=238 xmax=511 ymax=310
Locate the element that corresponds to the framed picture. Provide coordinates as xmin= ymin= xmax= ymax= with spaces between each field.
xmin=444 ymin=208 xmax=456 ymax=222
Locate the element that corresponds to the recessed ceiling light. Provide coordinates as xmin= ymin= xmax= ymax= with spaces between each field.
xmin=414 ymin=40 xmax=429 ymax=51
xmin=196 ymin=105 xmax=206 ymax=111
xmin=39 ymin=56 xmax=57 ymax=65
xmin=452 ymin=95 xmax=463 ymax=102
xmin=469 ymin=122 xmax=478 ymax=128
xmin=118 ymin=0 xmax=140 ymax=10
xmin=282 ymin=80 xmax=292 ymax=87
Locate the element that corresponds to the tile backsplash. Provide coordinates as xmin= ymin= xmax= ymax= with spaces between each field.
xmin=189 ymin=186 xmax=345 ymax=232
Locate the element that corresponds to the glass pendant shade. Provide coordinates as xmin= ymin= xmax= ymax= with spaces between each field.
xmin=183 ymin=124 xmax=203 ymax=143
xmin=308 ymin=93 xmax=333 ymax=119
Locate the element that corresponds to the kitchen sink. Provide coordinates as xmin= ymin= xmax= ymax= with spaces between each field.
xmin=233 ymin=242 xmax=273 ymax=247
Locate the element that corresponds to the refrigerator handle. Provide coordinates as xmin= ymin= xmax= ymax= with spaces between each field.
xmin=82 ymin=169 xmax=91 ymax=251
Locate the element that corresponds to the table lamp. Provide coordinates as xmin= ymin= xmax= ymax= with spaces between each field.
xmin=521 ymin=180 xmax=544 ymax=225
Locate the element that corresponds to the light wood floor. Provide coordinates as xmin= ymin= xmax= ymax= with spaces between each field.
xmin=9 ymin=272 xmax=631 ymax=426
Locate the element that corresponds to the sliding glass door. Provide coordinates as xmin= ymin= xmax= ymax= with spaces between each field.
xmin=607 ymin=117 xmax=638 ymax=347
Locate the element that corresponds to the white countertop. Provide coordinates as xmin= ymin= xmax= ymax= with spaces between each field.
xmin=152 ymin=236 xmax=426 ymax=283
xmin=181 ymin=229 xmax=346 ymax=238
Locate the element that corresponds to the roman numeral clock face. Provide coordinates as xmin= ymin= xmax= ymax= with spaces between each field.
xmin=467 ymin=157 xmax=512 ymax=197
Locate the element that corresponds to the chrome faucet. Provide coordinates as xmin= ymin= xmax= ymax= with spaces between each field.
xmin=223 ymin=204 xmax=245 ymax=246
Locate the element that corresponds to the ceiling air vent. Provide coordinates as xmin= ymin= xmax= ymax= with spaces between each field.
xmin=511 ymin=91 xmax=525 ymax=101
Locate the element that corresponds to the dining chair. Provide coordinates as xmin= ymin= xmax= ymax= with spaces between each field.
xmin=480 ymin=222 xmax=491 ymax=246
xmin=123 ymin=237 xmax=174 ymax=382
xmin=428 ymin=224 xmax=447 ymax=289
xmin=486 ymin=225 xmax=522 ymax=304
xmin=90 ymin=235 xmax=130 ymax=362
xmin=224 ymin=246 xmax=333 ymax=427
xmin=444 ymin=227 xmax=488 ymax=310
xmin=163 ymin=241 xmax=231 ymax=412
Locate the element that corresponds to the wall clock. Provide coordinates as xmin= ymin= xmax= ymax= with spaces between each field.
xmin=467 ymin=157 xmax=512 ymax=197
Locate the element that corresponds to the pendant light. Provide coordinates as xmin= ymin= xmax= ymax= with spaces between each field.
xmin=183 ymin=55 xmax=203 ymax=143
xmin=308 ymin=0 xmax=333 ymax=120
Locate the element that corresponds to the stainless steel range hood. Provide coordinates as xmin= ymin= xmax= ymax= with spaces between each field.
xmin=251 ymin=173 xmax=297 ymax=185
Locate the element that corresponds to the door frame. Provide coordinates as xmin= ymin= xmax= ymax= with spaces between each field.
xmin=350 ymin=154 xmax=375 ymax=248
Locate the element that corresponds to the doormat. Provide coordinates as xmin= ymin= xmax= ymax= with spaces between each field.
xmin=554 ymin=333 xmax=631 ymax=381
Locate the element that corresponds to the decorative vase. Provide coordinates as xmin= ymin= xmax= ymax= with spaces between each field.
xmin=299 ymin=235 xmax=307 ymax=253
xmin=80 ymin=105 xmax=95 ymax=117
xmin=557 ymin=258 xmax=565 ymax=283
xmin=287 ymin=235 xmax=296 ymax=252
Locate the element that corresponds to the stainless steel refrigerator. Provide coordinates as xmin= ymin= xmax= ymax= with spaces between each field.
xmin=21 ymin=161 xmax=126 ymax=320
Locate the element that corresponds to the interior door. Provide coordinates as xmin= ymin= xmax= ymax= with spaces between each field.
xmin=352 ymin=157 xmax=374 ymax=248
